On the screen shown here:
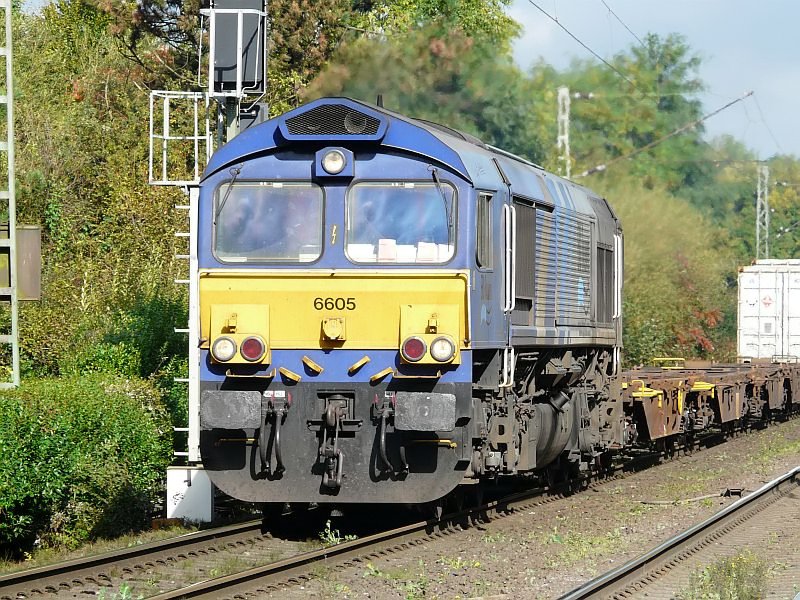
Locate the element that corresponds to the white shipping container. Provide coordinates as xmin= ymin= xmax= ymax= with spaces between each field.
xmin=738 ymin=259 xmax=800 ymax=361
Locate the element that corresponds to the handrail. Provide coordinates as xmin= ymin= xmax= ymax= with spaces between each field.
xmin=502 ymin=203 xmax=516 ymax=313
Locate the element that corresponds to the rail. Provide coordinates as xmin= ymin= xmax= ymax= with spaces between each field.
xmin=0 ymin=520 xmax=262 ymax=599
xmin=559 ymin=465 xmax=800 ymax=599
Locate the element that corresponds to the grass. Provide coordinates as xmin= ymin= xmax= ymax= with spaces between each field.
xmin=318 ymin=520 xmax=358 ymax=546
xmin=363 ymin=559 xmax=432 ymax=599
xmin=0 ymin=524 xmax=196 ymax=575
xmin=543 ymin=526 xmax=624 ymax=569
xmin=207 ymin=555 xmax=248 ymax=578
xmin=654 ymin=468 xmax=725 ymax=501
xmin=481 ymin=531 xmax=510 ymax=544
xmin=744 ymin=431 xmax=800 ymax=474
xmin=96 ymin=584 xmax=143 ymax=600
xmin=679 ymin=549 xmax=771 ymax=599
xmin=436 ymin=555 xmax=481 ymax=570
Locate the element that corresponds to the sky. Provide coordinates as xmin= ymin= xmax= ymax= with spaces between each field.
xmin=507 ymin=0 xmax=800 ymax=160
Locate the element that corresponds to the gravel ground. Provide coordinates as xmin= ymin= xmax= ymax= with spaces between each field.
xmin=267 ymin=419 xmax=800 ymax=599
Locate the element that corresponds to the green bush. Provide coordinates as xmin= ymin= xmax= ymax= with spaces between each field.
xmin=62 ymin=341 xmax=142 ymax=378
xmin=0 ymin=375 xmax=172 ymax=555
xmin=151 ymin=354 xmax=189 ymax=429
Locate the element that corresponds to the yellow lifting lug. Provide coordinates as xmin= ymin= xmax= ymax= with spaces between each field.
xmin=302 ymin=355 xmax=324 ymax=374
xmin=224 ymin=313 xmax=238 ymax=333
xmin=279 ymin=367 xmax=302 ymax=383
xmin=369 ymin=367 xmax=394 ymax=383
xmin=322 ymin=317 xmax=346 ymax=340
xmin=427 ymin=317 xmax=438 ymax=334
xmin=348 ymin=355 xmax=371 ymax=375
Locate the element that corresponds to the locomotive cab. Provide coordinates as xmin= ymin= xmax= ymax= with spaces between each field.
xmin=197 ymin=99 xmax=477 ymax=503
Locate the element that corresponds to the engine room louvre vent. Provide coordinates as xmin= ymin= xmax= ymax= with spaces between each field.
xmin=285 ymin=104 xmax=381 ymax=136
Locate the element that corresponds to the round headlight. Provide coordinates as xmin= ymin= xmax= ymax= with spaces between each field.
xmin=211 ymin=336 xmax=237 ymax=362
xmin=401 ymin=336 xmax=427 ymax=362
xmin=430 ymin=336 xmax=456 ymax=362
xmin=321 ymin=149 xmax=346 ymax=175
xmin=240 ymin=336 xmax=266 ymax=362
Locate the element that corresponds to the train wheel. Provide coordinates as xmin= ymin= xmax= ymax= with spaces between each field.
xmin=468 ymin=482 xmax=487 ymax=524
xmin=260 ymin=502 xmax=288 ymax=534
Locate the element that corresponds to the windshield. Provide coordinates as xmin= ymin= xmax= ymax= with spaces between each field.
xmin=214 ymin=182 xmax=323 ymax=262
xmin=345 ymin=182 xmax=455 ymax=264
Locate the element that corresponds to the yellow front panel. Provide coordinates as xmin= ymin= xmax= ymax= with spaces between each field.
xmin=199 ymin=269 xmax=470 ymax=350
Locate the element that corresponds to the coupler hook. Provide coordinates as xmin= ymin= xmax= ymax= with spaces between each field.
xmin=321 ymin=402 xmax=345 ymax=489
xmin=260 ymin=396 xmax=289 ymax=476
xmin=376 ymin=401 xmax=408 ymax=475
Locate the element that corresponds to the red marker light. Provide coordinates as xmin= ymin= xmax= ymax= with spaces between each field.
xmin=401 ymin=336 xmax=427 ymax=362
xmin=240 ymin=336 xmax=266 ymax=362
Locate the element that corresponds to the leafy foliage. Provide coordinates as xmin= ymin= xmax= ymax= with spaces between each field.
xmin=15 ymin=5 xmax=187 ymax=382
xmin=596 ymin=177 xmax=736 ymax=364
xmin=352 ymin=0 xmax=519 ymax=49
xmin=529 ymin=33 xmax=709 ymax=190
xmin=306 ymin=24 xmax=544 ymax=162
xmin=0 ymin=375 xmax=171 ymax=554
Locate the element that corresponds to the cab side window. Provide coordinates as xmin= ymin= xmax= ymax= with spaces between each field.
xmin=476 ymin=192 xmax=493 ymax=269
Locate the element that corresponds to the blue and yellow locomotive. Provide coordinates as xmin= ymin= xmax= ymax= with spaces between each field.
xmin=196 ymin=97 xmax=624 ymax=506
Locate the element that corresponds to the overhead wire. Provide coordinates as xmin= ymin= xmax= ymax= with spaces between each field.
xmin=751 ymin=93 xmax=785 ymax=155
xmin=599 ymin=0 xmax=645 ymax=48
xmin=575 ymin=91 xmax=754 ymax=177
xmin=525 ymin=0 xmax=639 ymax=90
xmin=524 ymin=4 xmax=786 ymax=169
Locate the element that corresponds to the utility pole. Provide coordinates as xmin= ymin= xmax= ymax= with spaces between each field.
xmin=557 ymin=86 xmax=571 ymax=179
xmin=756 ymin=164 xmax=769 ymax=260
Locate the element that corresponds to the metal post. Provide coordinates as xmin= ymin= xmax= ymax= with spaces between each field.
xmin=225 ymin=96 xmax=239 ymax=141
xmin=208 ymin=8 xmax=217 ymax=98
xmin=187 ymin=186 xmax=201 ymax=462
xmin=557 ymin=86 xmax=571 ymax=179
xmin=756 ymin=164 xmax=769 ymax=260
xmin=0 ymin=0 xmax=20 ymax=388
xmin=236 ymin=11 xmax=244 ymax=97
xmin=162 ymin=94 xmax=170 ymax=182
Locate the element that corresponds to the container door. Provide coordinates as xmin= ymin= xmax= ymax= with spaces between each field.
xmin=786 ymin=269 xmax=800 ymax=358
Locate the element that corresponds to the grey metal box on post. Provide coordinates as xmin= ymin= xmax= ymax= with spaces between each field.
xmin=0 ymin=224 xmax=41 ymax=301
xmin=213 ymin=0 xmax=265 ymax=93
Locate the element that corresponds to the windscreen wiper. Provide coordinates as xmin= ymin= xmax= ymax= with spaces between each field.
xmin=429 ymin=166 xmax=454 ymax=245
xmin=213 ymin=165 xmax=243 ymax=224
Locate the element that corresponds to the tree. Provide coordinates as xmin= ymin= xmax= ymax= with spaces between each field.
xmin=14 ymin=5 xmax=186 ymax=377
xmin=305 ymin=23 xmax=544 ymax=162
xmin=529 ymin=34 xmax=710 ymax=191
xmin=351 ymin=0 xmax=519 ymax=50
xmin=83 ymin=0 xmax=519 ymax=115
xmin=597 ymin=177 xmax=736 ymax=363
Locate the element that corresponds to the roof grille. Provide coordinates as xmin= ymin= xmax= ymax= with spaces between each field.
xmin=285 ymin=104 xmax=381 ymax=136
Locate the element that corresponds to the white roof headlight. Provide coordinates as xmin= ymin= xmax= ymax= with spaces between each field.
xmin=211 ymin=336 xmax=237 ymax=362
xmin=430 ymin=336 xmax=456 ymax=362
xmin=321 ymin=149 xmax=346 ymax=175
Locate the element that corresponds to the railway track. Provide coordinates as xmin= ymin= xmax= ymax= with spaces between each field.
xmin=3 ymin=425 xmax=794 ymax=600
xmin=0 ymin=519 xmax=284 ymax=599
xmin=0 ymin=489 xmax=545 ymax=600
xmin=145 ymin=487 xmax=560 ymax=600
xmin=560 ymin=465 xmax=800 ymax=599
